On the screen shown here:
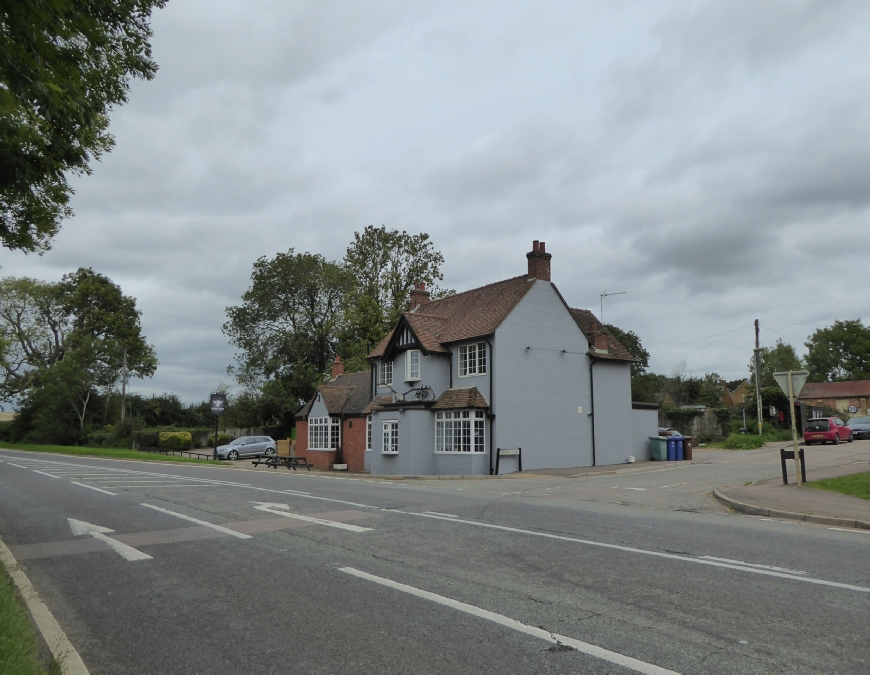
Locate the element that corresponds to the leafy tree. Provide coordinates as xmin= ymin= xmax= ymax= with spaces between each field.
xmin=1 ymin=0 xmax=167 ymax=252
xmin=698 ymin=373 xmax=726 ymax=408
xmin=340 ymin=226 xmax=451 ymax=368
xmin=748 ymin=339 xmax=802 ymax=388
xmin=604 ymin=324 xmax=650 ymax=378
xmin=223 ymin=250 xmax=352 ymax=417
xmin=804 ymin=320 xmax=870 ymax=382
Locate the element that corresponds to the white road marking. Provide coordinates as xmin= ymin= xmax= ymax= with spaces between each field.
xmin=405 ymin=513 xmax=869 ymax=593
xmin=283 ymin=489 xmax=311 ymax=495
xmin=140 ymin=503 xmax=252 ymax=538
xmin=699 ymin=556 xmax=806 ymax=575
xmin=422 ymin=511 xmax=459 ymax=518
xmin=32 ymin=470 xmax=61 ymax=479
xmin=68 ymin=519 xmax=151 ymax=562
xmin=828 ymin=527 xmax=870 ymax=535
xmin=339 ymin=567 xmax=678 ymax=675
xmin=251 ymin=502 xmax=373 ymax=532
xmin=9 ymin=462 xmax=28 ymax=469
xmin=624 ymin=487 xmax=646 ymax=491
xmin=0 ymin=536 xmax=90 ymax=674
xmin=72 ymin=482 xmax=117 ymax=496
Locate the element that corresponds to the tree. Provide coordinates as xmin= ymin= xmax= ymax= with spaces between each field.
xmin=1 ymin=1 xmax=167 ymax=252
xmin=748 ymin=339 xmax=802 ymax=388
xmin=223 ymin=250 xmax=352 ymax=417
xmin=604 ymin=324 xmax=650 ymax=378
xmin=341 ymin=226 xmax=451 ymax=368
xmin=805 ymin=320 xmax=870 ymax=382
xmin=698 ymin=373 xmax=726 ymax=408
xmin=0 ymin=269 xmax=156 ymax=402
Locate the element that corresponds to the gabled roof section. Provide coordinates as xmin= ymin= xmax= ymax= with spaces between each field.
xmin=295 ymin=370 xmax=373 ymax=419
xmin=798 ymin=380 xmax=870 ymax=400
xmin=568 ymin=308 xmax=634 ymax=362
xmin=369 ymin=275 xmax=535 ymax=358
xmin=432 ymin=387 xmax=489 ymax=410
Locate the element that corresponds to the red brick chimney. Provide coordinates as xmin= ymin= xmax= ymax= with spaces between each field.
xmin=331 ymin=355 xmax=344 ymax=379
xmin=526 ymin=240 xmax=552 ymax=281
xmin=409 ymin=282 xmax=430 ymax=311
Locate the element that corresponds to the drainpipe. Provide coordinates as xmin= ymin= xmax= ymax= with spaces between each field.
xmin=589 ymin=355 xmax=597 ymax=467
xmin=449 ymin=351 xmax=453 ymax=389
xmin=485 ymin=337 xmax=495 ymax=475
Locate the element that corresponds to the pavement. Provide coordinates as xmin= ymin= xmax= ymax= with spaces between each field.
xmin=713 ymin=441 xmax=870 ymax=529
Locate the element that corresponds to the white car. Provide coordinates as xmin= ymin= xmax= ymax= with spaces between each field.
xmin=214 ymin=436 xmax=276 ymax=460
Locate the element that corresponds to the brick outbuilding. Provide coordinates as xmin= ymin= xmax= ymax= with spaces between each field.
xmin=295 ymin=360 xmax=372 ymax=472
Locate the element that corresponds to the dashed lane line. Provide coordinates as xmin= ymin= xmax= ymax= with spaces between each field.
xmin=33 ymin=470 xmax=61 ymax=479
xmin=140 ymin=503 xmax=252 ymax=539
xmin=340 ymin=567 xmax=678 ymax=675
xmin=72 ymin=482 xmax=117 ymax=496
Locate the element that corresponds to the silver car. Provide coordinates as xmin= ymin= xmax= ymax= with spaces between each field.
xmin=214 ymin=436 xmax=277 ymax=460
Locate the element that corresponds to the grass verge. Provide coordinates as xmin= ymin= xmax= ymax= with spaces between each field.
xmin=807 ymin=471 xmax=870 ymax=500
xmin=0 ymin=570 xmax=58 ymax=675
xmin=0 ymin=443 xmax=215 ymax=465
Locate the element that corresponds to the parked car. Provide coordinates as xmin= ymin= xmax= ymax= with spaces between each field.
xmin=658 ymin=428 xmax=683 ymax=437
xmin=803 ymin=417 xmax=853 ymax=445
xmin=214 ymin=436 xmax=277 ymax=460
xmin=847 ymin=416 xmax=870 ymax=440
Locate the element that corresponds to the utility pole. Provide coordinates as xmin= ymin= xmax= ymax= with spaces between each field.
xmin=600 ymin=290 xmax=626 ymax=324
xmin=120 ymin=349 xmax=128 ymax=423
xmin=754 ymin=320 xmax=763 ymax=436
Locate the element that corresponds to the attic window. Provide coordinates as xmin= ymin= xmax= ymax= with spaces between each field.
xmin=378 ymin=360 xmax=393 ymax=386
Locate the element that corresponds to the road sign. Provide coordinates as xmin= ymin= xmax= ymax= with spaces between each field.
xmin=209 ymin=393 xmax=227 ymax=417
xmin=773 ymin=370 xmax=809 ymax=398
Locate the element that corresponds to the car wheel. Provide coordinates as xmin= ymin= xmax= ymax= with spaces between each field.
xmin=228 ymin=450 xmax=239 ymax=460
xmin=833 ymin=434 xmax=839 ymax=445
xmin=847 ymin=434 xmax=853 ymax=443
xmin=805 ymin=441 xmax=814 ymax=446
xmin=265 ymin=448 xmax=276 ymax=456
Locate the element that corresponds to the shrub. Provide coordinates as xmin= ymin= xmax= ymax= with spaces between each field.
xmin=158 ymin=431 xmax=193 ymax=451
xmin=720 ymin=434 xmax=766 ymax=450
xmin=208 ymin=434 xmax=230 ymax=446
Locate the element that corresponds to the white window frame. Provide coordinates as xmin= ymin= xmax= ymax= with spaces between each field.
xmin=378 ymin=360 xmax=393 ymax=386
xmin=406 ymin=349 xmax=421 ymax=382
xmin=309 ymin=416 xmax=340 ymax=450
xmin=458 ymin=342 xmax=487 ymax=377
xmin=382 ymin=420 xmax=399 ymax=454
xmin=435 ymin=410 xmax=486 ymax=453
xmin=366 ymin=416 xmax=372 ymax=451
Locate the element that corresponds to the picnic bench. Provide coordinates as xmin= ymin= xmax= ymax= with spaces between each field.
xmin=251 ymin=440 xmax=312 ymax=471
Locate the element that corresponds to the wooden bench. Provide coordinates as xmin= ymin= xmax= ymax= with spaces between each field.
xmin=251 ymin=440 xmax=312 ymax=471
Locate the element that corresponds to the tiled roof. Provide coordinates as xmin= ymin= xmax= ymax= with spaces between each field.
xmin=369 ymin=275 xmax=535 ymax=358
xmin=431 ymin=387 xmax=489 ymax=410
xmin=295 ymin=370 xmax=373 ymax=419
xmin=798 ymin=380 xmax=870 ymax=399
xmin=568 ymin=309 xmax=634 ymax=362
xmin=362 ymin=395 xmax=393 ymax=414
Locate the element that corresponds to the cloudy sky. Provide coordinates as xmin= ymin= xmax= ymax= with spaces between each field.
xmin=3 ymin=0 xmax=869 ymax=402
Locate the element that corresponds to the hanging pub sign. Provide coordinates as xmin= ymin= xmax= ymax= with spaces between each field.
xmin=210 ymin=393 xmax=227 ymax=417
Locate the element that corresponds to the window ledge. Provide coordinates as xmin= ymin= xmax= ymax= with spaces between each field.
xmin=382 ymin=451 xmax=399 ymax=455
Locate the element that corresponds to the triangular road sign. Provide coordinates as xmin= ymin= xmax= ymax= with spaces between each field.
xmin=773 ymin=370 xmax=810 ymax=398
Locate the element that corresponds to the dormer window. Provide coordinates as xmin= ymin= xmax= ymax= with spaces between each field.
xmin=406 ymin=349 xmax=421 ymax=381
xmin=459 ymin=342 xmax=487 ymax=377
xmin=378 ymin=360 xmax=393 ymax=386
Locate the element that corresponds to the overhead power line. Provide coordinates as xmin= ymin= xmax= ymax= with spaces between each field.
xmin=648 ymin=326 xmax=748 ymax=354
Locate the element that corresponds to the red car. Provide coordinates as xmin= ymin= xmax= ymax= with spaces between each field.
xmin=804 ymin=417 xmax=853 ymax=445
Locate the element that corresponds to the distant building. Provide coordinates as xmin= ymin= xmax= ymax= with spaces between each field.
xmin=798 ymin=381 xmax=870 ymax=417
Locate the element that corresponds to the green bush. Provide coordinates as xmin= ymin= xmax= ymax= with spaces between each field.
xmin=158 ymin=431 xmax=193 ymax=451
xmin=208 ymin=434 xmax=230 ymax=446
xmin=720 ymin=434 xmax=766 ymax=449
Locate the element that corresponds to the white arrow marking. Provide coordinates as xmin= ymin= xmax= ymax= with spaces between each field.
xmin=67 ymin=519 xmax=151 ymax=561
xmin=251 ymin=502 xmax=372 ymax=532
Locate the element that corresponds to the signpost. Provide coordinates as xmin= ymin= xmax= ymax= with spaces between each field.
xmin=210 ymin=393 xmax=227 ymax=457
xmin=773 ymin=370 xmax=809 ymax=485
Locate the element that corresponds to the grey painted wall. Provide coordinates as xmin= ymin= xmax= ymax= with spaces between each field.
xmin=493 ymin=280 xmax=594 ymax=471
xmin=374 ymin=350 xmax=451 ymax=402
xmin=591 ymin=359 xmax=634 ymax=466
xmin=631 ymin=408 xmax=658 ymax=462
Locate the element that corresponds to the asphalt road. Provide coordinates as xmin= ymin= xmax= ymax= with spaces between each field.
xmin=0 ymin=448 xmax=867 ymax=674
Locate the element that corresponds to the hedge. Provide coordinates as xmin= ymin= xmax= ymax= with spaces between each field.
xmin=158 ymin=431 xmax=193 ymax=451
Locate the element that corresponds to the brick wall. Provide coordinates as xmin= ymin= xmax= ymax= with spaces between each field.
xmin=342 ymin=417 xmax=367 ymax=473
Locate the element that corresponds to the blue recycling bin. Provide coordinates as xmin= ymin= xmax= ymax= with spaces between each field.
xmin=675 ymin=437 xmax=684 ymax=461
xmin=666 ymin=437 xmax=676 ymax=461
